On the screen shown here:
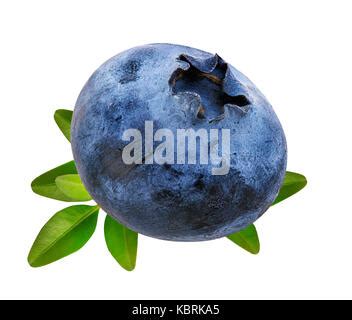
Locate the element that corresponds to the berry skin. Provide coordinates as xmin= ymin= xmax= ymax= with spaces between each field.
xmin=71 ymin=43 xmax=287 ymax=241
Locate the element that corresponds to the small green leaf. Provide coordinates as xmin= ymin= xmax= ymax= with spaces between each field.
xmin=31 ymin=161 xmax=79 ymax=201
xmin=54 ymin=109 xmax=73 ymax=141
xmin=227 ymin=224 xmax=260 ymax=254
xmin=55 ymin=174 xmax=92 ymax=201
xmin=272 ymin=171 xmax=307 ymax=206
xmin=104 ymin=215 xmax=138 ymax=271
xmin=28 ymin=205 xmax=99 ymax=267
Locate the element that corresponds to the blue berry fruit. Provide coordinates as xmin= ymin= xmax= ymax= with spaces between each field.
xmin=71 ymin=44 xmax=287 ymax=241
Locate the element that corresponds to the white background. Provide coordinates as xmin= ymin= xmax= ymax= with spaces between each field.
xmin=0 ymin=0 xmax=351 ymax=300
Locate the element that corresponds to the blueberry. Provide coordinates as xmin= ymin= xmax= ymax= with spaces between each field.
xmin=71 ymin=44 xmax=287 ymax=241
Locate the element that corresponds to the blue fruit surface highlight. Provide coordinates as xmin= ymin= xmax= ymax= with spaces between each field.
xmin=71 ymin=43 xmax=287 ymax=241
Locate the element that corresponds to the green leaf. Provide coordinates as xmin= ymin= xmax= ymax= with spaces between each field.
xmin=272 ymin=171 xmax=307 ymax=206
xmin=227 ymin=224 xmax=260 ymax=254
xmin=28 ymin=205 xmax=99 ymax=267
xmin=31 ymin=161 xmax=79 ymax=201
xmin=55 ymin=174 xmax=92 ymax=201
xmin=104 ymin=215 xmax=138 ymax=271
xmin=54 ymin=109 xmax=73 ymax=141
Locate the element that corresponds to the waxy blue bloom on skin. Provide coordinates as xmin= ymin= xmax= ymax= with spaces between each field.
xmin=71 ymin=43 xmax=287 ymax=241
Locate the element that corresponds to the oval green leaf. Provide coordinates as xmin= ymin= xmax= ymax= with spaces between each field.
xmin=104 ymin=215 xmax=138 ymax=271
xmin=31 ymin=161 xmax=79 ymax=201
xmin=28 ymin=205 xmax=99 ymax=267
xmin=272 ymin=171 xmax=307 ymax=206
xmin=54 ymin=109 xmax=73 ymax=141
xmin=55 ymin=174 xmax=92 ymax=201
xmin=227 ymin=224 xmax=260 ymax=254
